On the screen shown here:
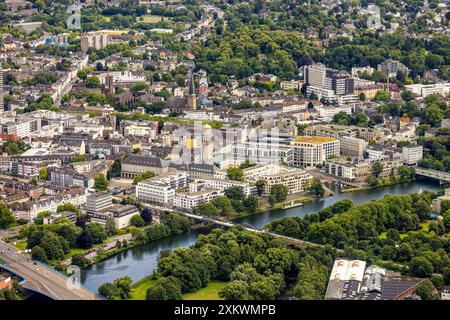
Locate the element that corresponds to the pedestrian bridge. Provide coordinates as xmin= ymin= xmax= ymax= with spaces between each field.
xmin=415 ymin=167 xmax=450 ymax=183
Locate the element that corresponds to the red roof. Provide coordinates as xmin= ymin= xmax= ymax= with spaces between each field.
xmin=0 ymin=134 xmax=20 ymax=142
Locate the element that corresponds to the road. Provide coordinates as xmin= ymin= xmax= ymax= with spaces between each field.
xmin=0 ymin=240 xmax=101 ymax=300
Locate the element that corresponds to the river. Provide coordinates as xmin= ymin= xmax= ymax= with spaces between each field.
xmin=81 ymin=180 xmax=442 ymax=292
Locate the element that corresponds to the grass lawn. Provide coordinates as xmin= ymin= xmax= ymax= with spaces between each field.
xmin=13 ymin=240 xmax=27 ymax=252
xmin=140 ymin=15 xmax=163 ymax=23
xmin=182 ymin=281 xmax=227 ymax=300
xmin=128 ymin=276 xmax=157 ymax=300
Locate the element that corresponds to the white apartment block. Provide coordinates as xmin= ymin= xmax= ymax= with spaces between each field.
xmin=195 ymin=178 xmax=256 ymax=196
xmin=405 ymin=83 xmax=450 ymax=97
xmin=173 ymin=186 xmax=224 ymax=209
xmin=256 ymin=166 xmax=314 ymax=196
xmin=290 ymin=136 xmax=340 ymax=167
xmin=136 ymin=173 xmax=188 ymax=205
xmin=402 ymin=145 xmax=423 ymax=165
xmin=124 ymin=124 xmax=158 ymax=139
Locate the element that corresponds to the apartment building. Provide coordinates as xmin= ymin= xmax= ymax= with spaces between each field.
xmin=257 ymin=166 xmax=313 ymax=196
xmin=340 ymin=136 xmax=367 ymax=158
xmin=402 ymin=145 xmax=423 ymax=165
xmin=173 ymin=184 xmax=224 ymax=210
xmin=290 ymin=136 xmax=340 ymax=167
xmin=136 ymin=173 xmax=188 ymax=205
xmin=80 ymin=32 xmax=110 ymax=52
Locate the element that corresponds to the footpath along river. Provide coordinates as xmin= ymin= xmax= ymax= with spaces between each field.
xmin=81 ymin=180 xmax=442 ymax=292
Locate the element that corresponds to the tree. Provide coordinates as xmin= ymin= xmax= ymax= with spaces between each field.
xmin=308 ymin=179 xmax=325 ymax=198
xmin=219 ymin=281 xmax=250 ymax=300
xmin=105 ymin=217 xmax=116 ymax=236
xmin=70 ymin=155 xmax=87 ymax=163
xmin=224 ymin=187 xmax=245 ymax=201
xmin=0 ymin=203 xmax=15 ymax=229
xmin=255 ymin=180 xmax=266 ymax=196
xmin=414 ymin=279 xmax=435 ymax=300
xmin=430 ymin=275 xmax=445 ymax=291
xmin=94 ymin=173 xmax=109 ymax=191
xmin=226 ymin=167 xmax=244 ymax=182
xmin=98 ymin=283 xmax=119 ymax=300
xmin=243 ymin=195 xmax=259 ymax=213
xmin=132 ymin=171 xmax=155 ymax=185
xmin=211 ymin=196 xmax=234 ymax=215
xmin=270 ymin=185 xmax=289 ymax=203
xmin=39 ymin=167 xmax=48 ymax=180
xmin=140 ymin=208 xmax=152 ymax=225
xmin=57 ymin=203 xmax=80 ymax=214
xmin=371 ymin=161 xmax=384 ymax=178
xmin=130 ymin=215 xmax=145 ymax=227
xmin=72 ymin=254 xmax=90 ymax=268
xmin=76 ymin=230 xmax=93 ymax=249
xmin=86 ymin=223 xmax=107 ymax=244
xmin=146 ymin=276 xmax=182 ymax=300
xmin=85 ymin=76 xmax=100 ymax=88
xmin=113 ymin=276 xmax=133 ymax=299
xmin=31 ymin=245 xmax=47 ymax=262
xmin=409 ymin=257 xmax=434 ymax=277
xmin=108 ymin=160 xmax=121 ymax=179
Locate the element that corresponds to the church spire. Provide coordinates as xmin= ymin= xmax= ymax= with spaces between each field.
xmin=189 ymin=71 xmax=196 ymax=95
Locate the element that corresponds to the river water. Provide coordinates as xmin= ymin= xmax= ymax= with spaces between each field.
xmin=81 ymin=180 xmax=442 ymax=292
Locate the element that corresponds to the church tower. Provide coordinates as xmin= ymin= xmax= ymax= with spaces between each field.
xmin=187 ymin=72 xmax=197 ymax=110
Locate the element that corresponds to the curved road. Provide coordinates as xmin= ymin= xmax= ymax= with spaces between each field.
xmin=0 ymin=240 xmax=100 ymax=300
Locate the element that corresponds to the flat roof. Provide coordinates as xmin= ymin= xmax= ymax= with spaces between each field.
xmin=292 ymin=136 xmax=338 ymax=144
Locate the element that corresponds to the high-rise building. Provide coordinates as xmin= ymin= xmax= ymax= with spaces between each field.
xmin=305 ymin=64 xmax=355 ymax=103
xmin=80 ymin=33 xmax=110 ymax=53
xmin=290 ymin=136 xmax=340 ymax=167
xmin=340 ymin=136 xmax=367 ymax=158
xmin=377 ymin=60 xmax=409 ymax=77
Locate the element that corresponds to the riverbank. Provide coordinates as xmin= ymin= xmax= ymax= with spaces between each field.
xmin=81 ymin=181 xmax=443 ymax=293
xmin=341 ymin=178 xmax=418 ymax=193
xmin=229 ymin=194 xmax=319 ymax=222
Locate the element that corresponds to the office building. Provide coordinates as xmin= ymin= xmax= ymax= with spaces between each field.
xmin=340 ymin=136 xmax=367 ymax=158
xmin=136 ymin=173 xmax=188 ymax=205
xmin=290 ymin=136 xmax=340 ymax=167
xmin=86 ymin=192 xmax=112 ymax=214
xmin=402 ymin=146 xmax=423 ymax=165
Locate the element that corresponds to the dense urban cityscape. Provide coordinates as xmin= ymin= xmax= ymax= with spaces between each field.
xmin=0 ymin=0 xmax=449 ymax=305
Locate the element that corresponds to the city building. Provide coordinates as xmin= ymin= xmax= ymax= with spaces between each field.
xmin=80 ymin=32 xmax=110 ymax=52
xmin=340 ymin=136 xmax=367 ymax=158
xmin=290 ymin=136 xmax=340 ymax=167
xmin=402 ymin=146 xmax=423 ymax=165
xmin=173 ymin=183 xmax=224 ymax=210
xmin=255 ymin=166 xmax=313 ymax=196
xmin=136 ymin=173 xmax=188 ymax=205
xmin=377 ymin=60 xmax=409 ymax=77
xmin=91 ymin=205 xmax=140 ymax=229
xmin=85 ymin=192 xmax=113 ymax=214
xmin=121 ymin=155 xmax=168 ymax=178
xmin=325 ymin=259 xmax=424 ymax=300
